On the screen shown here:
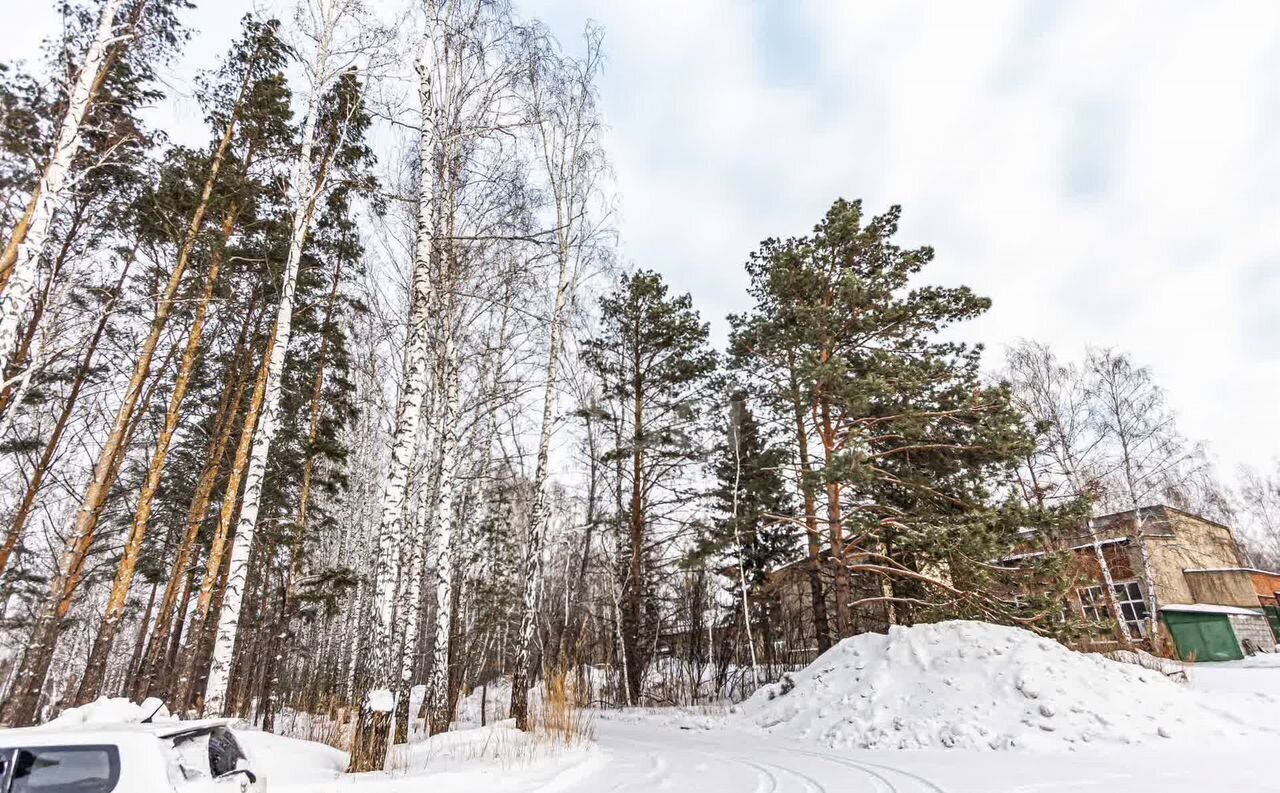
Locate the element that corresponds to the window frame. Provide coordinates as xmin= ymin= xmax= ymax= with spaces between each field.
xmin=1077 ymin=584 xmax=1112 ymax=626
xmin=1111 ymin=579 xmax=1149 ymax=638
xmin=206 ymin=727 xmax=248 ymax=779
xmin=0 ymin=744 xmax=121 ymax=793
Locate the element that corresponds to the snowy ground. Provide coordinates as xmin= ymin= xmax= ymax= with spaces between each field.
xmin=239 ymin=723 xmax=603 ymax=793
xmin=22 ymin=623 xmax=1280 ymax=792
xmin=236 ymin=623 xmax=1280 ymax=793
xmin=244 ymin=702 xmax=1276 ymax=793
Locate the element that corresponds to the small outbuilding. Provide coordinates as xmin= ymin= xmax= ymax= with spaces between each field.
xmin=1161 ymin=603 xmax=1275 ymax=662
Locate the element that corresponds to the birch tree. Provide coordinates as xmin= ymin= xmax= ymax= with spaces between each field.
xmin=1088 ymin=348 xmax=1202 ymax=644
xmin=1238 ymin=463 xmax=1280 ymax=568
xmin=1003 ymin=340 xmax=1130 ymax=643
xmin=0 ymin=0 xmax=128 ymax=377
xmin=203 ymin=0 xmax=379 ymax=715
xmin=349 ymin=3 xmax=438 ymax=767
xmin=353 ymin=0 xmax=529 ymax=764
xmin=509 ymin=23 xmax=606 ymax=731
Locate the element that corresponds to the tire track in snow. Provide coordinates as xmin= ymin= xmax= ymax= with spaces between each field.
xmin=746 ymin=757 xmax=825 ymax=793
xmin=619 ymin=730 xmax=887 ymax=793
xmin=790 ymin=747 xmax=949 ymax=793
xmin=621 ymin=734 xmax=781 ymax=793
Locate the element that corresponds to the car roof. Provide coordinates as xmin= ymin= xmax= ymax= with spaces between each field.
xmin=0 ymin=718 xmax=238 ymax=745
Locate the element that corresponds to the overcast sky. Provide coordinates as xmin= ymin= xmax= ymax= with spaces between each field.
xmin=7 ymin=0 xmax=1279 ymax=476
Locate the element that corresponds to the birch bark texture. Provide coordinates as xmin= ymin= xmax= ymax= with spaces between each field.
xmin=424 ymin=309 xmax=462 ymax=736
xmin=365 ymin=0 xmax=438 ymax=723
xmin=0 ymin=0 xmax=126 ymax=379
xmin=347 ymin=3 xmax=440 ymax=771
xmin=510 ymin=27 xmax=605 ymax=730
xmin=203 ymin=0 xmax=361 ymax=715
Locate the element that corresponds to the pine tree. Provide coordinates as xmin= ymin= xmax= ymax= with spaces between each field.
xmin=584 ymin=270 xmax=717 ymax=706
xmin=0 ymin=0 xmax=193 ymax=726
xmin=74 ymin=14 xmax=294 ymax=706
xmin=737 ymin=199 xmax=1072 ymax=636
xmin=690 ymin=393 xmax=797 ymax=673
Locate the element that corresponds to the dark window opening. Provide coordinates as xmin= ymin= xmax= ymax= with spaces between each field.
xmin=207 ymin=728 xmax=247 ymax=778
xmin=2 ymin=745 xmax=120 ymax=793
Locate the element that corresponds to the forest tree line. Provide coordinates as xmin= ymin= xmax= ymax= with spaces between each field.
xmin=0 ymin=0 xmax=1275 ymax=773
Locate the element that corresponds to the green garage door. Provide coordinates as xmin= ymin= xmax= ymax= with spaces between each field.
xmin=1162 ymin=611 xmax=1242 ymax=662
xmin=1264 ymin=604 xmax=1280 ymax=642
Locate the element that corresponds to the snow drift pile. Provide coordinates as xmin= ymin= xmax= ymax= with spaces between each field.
xmin=45 ymin=696 xmax=177 ymax=727
xmin=736 ymin=620 xmax=1256 ymax=751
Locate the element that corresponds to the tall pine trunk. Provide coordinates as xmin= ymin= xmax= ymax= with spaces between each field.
xmin=134 ymin=306 xmax=257 ymax=701
xmin=0 ymin=69 xmax=245 ymax=726
xmin=202 ymin=55 xmax=348 ymax=717
xmin=787 ymin=360 xmax=831 ymax=653
xmin=817 ymin=396 xmax=852 ymax=638
xmin=75 ymin=202 xmax=241 ymax=705
xmin=173 ymin=328 xmax=275 ymax=712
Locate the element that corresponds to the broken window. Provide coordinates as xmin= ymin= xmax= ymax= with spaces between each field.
xmin=1112 ymin=580 xmax=1149 ymax=637
xmin=1077 ymin=585 xmax=1112 ymax=626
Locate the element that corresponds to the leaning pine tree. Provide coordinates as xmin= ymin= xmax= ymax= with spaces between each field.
xmin=0 ymin=0 xmax=192 ymax=727
xmin=73 ymin=14 xmax=294 ymax=706
xmin=202 ymin=14 xmax=377 ymax=715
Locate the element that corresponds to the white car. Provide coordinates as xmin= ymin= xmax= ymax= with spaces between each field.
xmin=0 ymin=718 xmax=264 ymax=792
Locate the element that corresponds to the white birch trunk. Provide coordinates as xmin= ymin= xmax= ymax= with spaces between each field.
xmin=510 ymin=241 xmax=571 ymax=723
xmin=394 ymin=390 xmax=441 ymax=739
xmin=366 ymin=14 xmax=439 ymax=713
xmin=1072 ymin=457 xmax=1130 ymax=645
xmin=1131 ymin=503 xmax=1159 ymax=642
xmin=203 ymin=15 xmax=341 ymax=715
xmin=510 ymin=39 xmax=602 ymax=722
xmin=1084 ymin=517 xmax=1132 ymax=643
xmin=728 ymin=405 xmax=760 ymax=687
xmin=0 ymin=0 xmax=125 ymax=376
xmin=424 ymin=331 xmax=461 ymax=732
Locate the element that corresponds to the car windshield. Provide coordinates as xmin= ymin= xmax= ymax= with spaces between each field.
xmin=2 ymin=745 xmax=120 ymax=793
xmin=168 ymin=726 xmax=249 ymax=782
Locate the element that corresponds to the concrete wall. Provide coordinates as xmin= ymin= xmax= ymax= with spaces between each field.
xmin=1229 ymin=613 xmax=1277 ymax=653
xmin=1144 ymin=510 xmax=1243 ymax=608
xmin=1184 ymin=569 xmax=1260 ymax=609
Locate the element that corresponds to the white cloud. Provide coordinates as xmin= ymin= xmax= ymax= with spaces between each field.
xmin=522 ymin=0 xmax=1280 ymax=476
xmin=6 ymin=0 xmax=1277 ymax=474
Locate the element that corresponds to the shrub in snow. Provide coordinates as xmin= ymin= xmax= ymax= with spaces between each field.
xmin=736 ymin=620 xmax=1256 ymax=751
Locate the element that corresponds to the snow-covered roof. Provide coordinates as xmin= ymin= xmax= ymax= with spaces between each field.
xmin=1184 ymin=567 xmax=1280 ymax=576
xmin=3 ymin=716 xmax=237 ymax=741
xmin=1000 ymin=537 xmax=1128 ymax=563
xmin=1160 ymin=603 xmax=1264 ymax=617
